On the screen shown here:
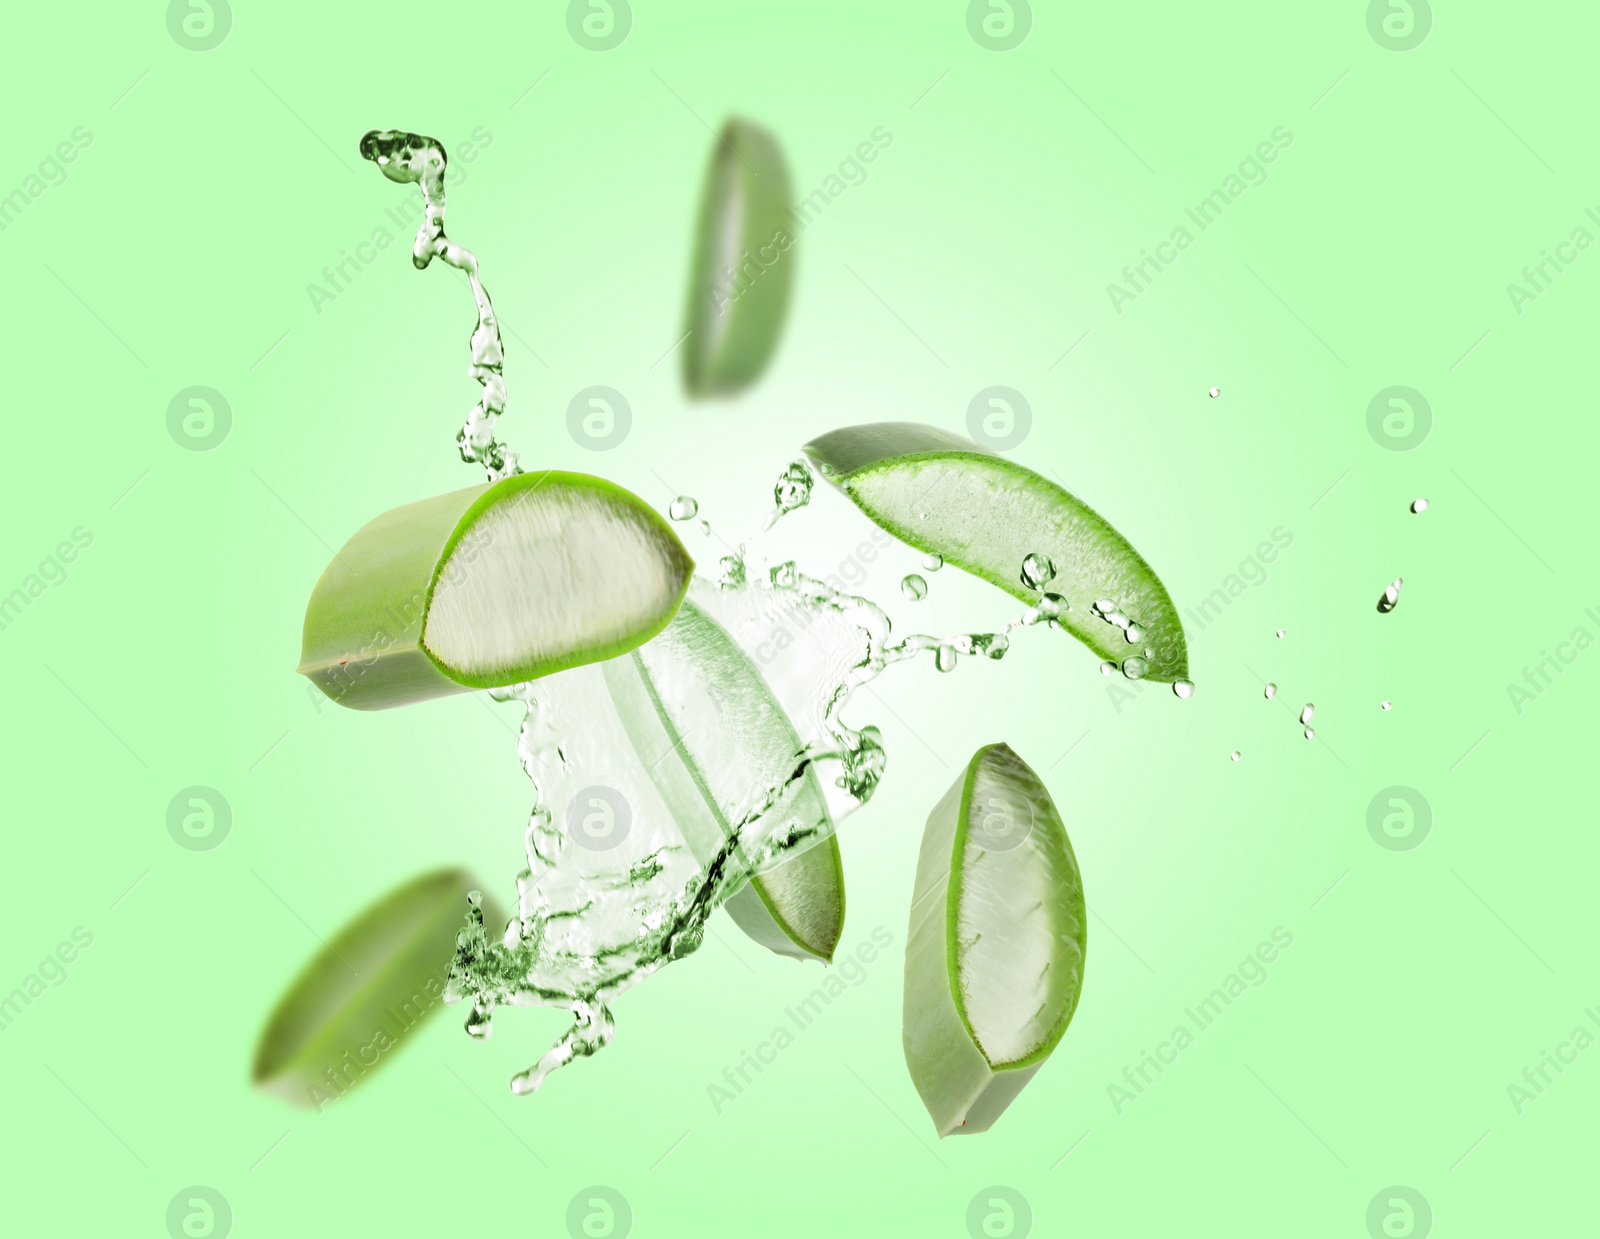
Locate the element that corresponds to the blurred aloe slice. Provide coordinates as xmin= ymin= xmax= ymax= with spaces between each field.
xmin=601 ymin=597 xmax=844 ymax=963
xmin=803 ymin=423 xmax=1188 ymax=682
xmin=253 ymin=869 xmax=491 ymax=1109
xmin=681 ymin=117 xmax=796 ymax=397
xmin=298 ymin=471 xmax=693 ymax=710
xmin=903 ymin=743 xmax=1086 ymax=1136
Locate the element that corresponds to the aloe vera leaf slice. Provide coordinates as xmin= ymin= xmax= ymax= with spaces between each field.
xmin=298 ymin=471 xmax=693 ymax=710
xmin=600 ymin=598 xmax=844 ymax=963
xmin=903 ymin=743 xmax=1086 ymax=1136
xmin=681 ymin=117 xmax=796 ymax=397
xmin=252 ymin=869 xmax=492 ymax=1108
xmin=803 ymin=422 xmax=1188 ymax=681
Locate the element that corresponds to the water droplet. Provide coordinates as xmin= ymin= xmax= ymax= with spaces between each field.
xmin=1173 ymin=679 xmax=1195 ymax=699
xmin=699 ymin=519 xmax=711 ymax=537
xmin=1124 ymin=623 xmax=1145 ymax=643
xmin=1020 ymin=552 xmax=1056 ymax=590
xmin=1035 ymin=592 xmax=1067 ymax=621
xmin=1410 ymin=498 xmax=1429 ymax=514
xmin=970 ymin=633 xmax=1009 ymax=659
xmin=900 ymin=573 xmax=928 ymax=601
xmin=1376 ymin=577 xmax=1404 ymax=614
xmin=1121 ymin=655 xmax=1149 ymax=680
xmin=1299 ymin=703 xmax=1314 ymax=725
xmin=668 ymin=495 xmax=698 ymax=521
xmin=765 ymin=461 xmax=814 ymax=527
xmin=935 ymin=644 xmax=958 ymax=672
xmin=1303 ymin=727 xmax=1315 ymax=740
xmin=1230 ymin=750 xmax=1241 ymax=762
xmin=1275 ymin=628 xmax=1285 ymax=639
xmin=1208 ymin=386 xmax=1220 ymax=398
xmin=922 ymin=553 xmax=943 ymax=572
xmin=1381 ymin=700 xmax=1392 ymax=711
xmin=1099 ymin=660 xmax=1117 ymax=676
xmin=1264 ymin=682 xmax=1277 ymax=699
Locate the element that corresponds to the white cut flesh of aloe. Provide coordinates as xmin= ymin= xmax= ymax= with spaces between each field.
xmin=904 ymin=743 xmax=1086 ymax=1136
xmin=298 ymin=471 xmax=693 ymax=710
xmin=601 ymin=597 xmax=844 ymax=963
xmin=803 ymin=423 xmax=1188 ymax=682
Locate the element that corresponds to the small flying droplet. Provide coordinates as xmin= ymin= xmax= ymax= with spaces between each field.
xmin=1173 ymin=679 xmax=1195 ymax=699
xmin=1303 ymin=727 xmax=1315 ymax=740
xmin=1381 ymin=700 xmax=1392 ymax=711
xmin=901 ymin=574 xmax=928 ymax=601
xmin=923 ymin=553 xmax=943 ymax=572
xmin=1020 ymin=552 xmax=1056 ymax=590
xmin=1377 ymin=577 xmax=1404 ymax=614
xmin=668 ymin=495 xmax=698 ymax=521
xmin=1299 ymin=703 xmax=1314 ymax=725
xmin=1410 ymin=498 xmax=1429 ymax=514
xmin=1099 ymin=661 xmax=1117 ymax=676
xmin=1208 ymin=387 xmax=1221 ymax=398
xmin=1264 ymin=683 xmax=1277 ymax=699
xmin=1230 ymin=750 xmax=1241 ymax=762
xmin=1121 ymin=655 xmax=1149 ymax=680
xmin=935 ymin=644 xmax=958 ymax=672
xmin=1035 ymin=592 xmax=1067 ymax=621
xmin=1276 ymin=628 xmax=1285 ymax=639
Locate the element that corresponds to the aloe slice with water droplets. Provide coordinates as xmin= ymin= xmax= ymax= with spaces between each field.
xmin=298 ymin=471 xmax=693 ymax=710
xmin=600 ymin=597 xmax=845 ymax=963
xmin=803 ymin=422 xmax=1188 ymax=681
xmin=252 ymin=869 xmax=492 ymax=1108
xmin=903 ymin=743 xmax=1086 ymax=1136
xmin=681 ymin=117 xmax=796 ymax=397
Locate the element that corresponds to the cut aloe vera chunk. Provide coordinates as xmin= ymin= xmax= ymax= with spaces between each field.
xmin=298 ymin=471 xmax=693 ymax=710
xmin=600 ymin=597 xmax=844 ymax=963
xmin=803 ymin=423 xmax=1188 ymax=681
xmin=681 ymin=117 xmax=796 ymax=398
xmin=253 ymin=869 xmax=490 ymax=1109
xmin=903 ymin=743 xmax=1086 ymax=1136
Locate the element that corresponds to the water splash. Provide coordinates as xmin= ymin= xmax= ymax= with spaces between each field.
xmin=359 ymin=128 xmax=518 ymax=480
xmin=355 ymin=128 xmax=1139 ymax=1098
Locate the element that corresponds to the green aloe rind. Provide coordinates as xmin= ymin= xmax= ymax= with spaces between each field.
xmin=601 ymin=598 xmax=844 ymax=963
xmin=903 ymin=743 xmax=1086 ymax=1136
xmin=252 ymin=869 xmax=492 ymax=1109
xmin=803 ymin=422 xmax=1188 ymax=682
xmin=681 ymin=117 xmax=797 ymax=398
xmin=298 ymin=471 xmax=694 ymax=710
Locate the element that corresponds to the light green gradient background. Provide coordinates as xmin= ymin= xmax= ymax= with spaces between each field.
xmin=1 ymin=2 xmax=1592 ymax=1235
